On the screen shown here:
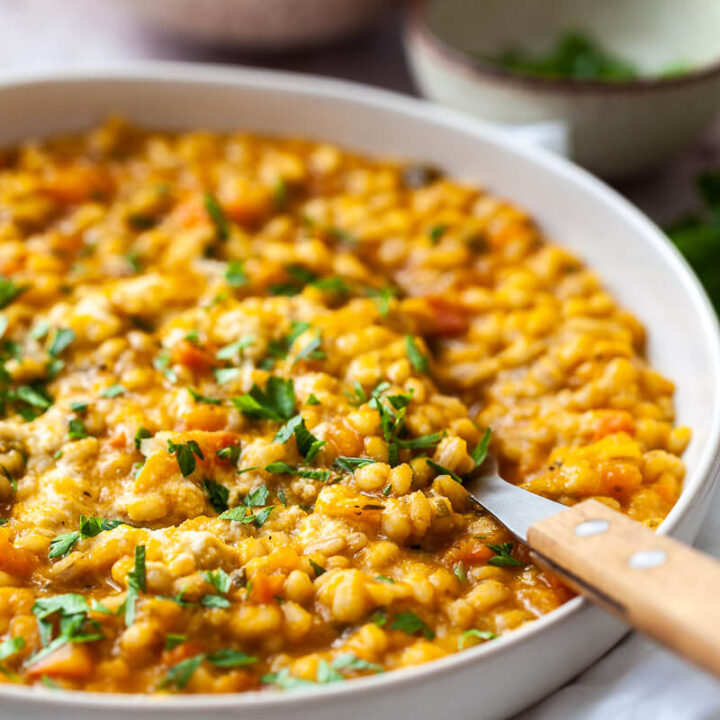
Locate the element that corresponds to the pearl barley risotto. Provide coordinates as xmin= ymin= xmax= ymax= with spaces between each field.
xmin=0 ymin=120 xmax=689 ymax=694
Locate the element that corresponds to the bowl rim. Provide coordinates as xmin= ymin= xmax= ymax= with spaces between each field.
xmin=0 ymin=60 xmax=719 ymax=711
xmin=407 ymin=0 xmax=720 ymax=94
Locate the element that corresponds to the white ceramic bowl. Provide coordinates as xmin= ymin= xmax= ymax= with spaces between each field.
xmin=124 ymin=0 xmax=392 ymax=50
xmin=0 ymin=63 xmax=719 ymax=720
xmin=405 ymin=0 xmax=720 ymax=179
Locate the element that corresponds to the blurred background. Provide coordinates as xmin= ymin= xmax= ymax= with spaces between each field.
xmin=3 ymin=0 xmax=720 ymax=228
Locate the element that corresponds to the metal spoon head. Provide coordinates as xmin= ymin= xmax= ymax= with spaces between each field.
xmin=464 ymin=455 xmax=565 ymax=543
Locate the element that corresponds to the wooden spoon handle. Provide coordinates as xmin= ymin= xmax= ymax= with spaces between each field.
xmin=527 ymin=499 xmax=720 ymax=678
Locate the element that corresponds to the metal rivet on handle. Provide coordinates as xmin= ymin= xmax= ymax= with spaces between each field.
xmin=628 ymin=549 xmax=667 ymax=570
xmin=574 ymin=519 xmax=610 ymax=537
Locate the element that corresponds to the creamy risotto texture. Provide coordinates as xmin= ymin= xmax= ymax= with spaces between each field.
xmin=0 ymin=120 xmax=689 ymax=693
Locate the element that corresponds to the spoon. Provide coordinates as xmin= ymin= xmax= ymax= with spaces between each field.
xmin=465 ymin=455 xmax=720 ymax=678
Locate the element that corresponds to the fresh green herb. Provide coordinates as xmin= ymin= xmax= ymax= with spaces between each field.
xmin=216 ymin=443 xmax=241 ymax=464
xmin=484 ymin=31 xmax=639 ymax=82
xmin=164 ymin=633 xmax=187 ymax=651
xmin=375 ymin=575 xmax=394 ymax=584
xmin=330 ymin=653 xmax=383 ymax=675
xmin=275 ymin=415 xmax=325 ymax=461
xmin=225 ymin=260 xmax=247 ymax=288
xmin=428 ymin=224 xmax=447 ymax=244
xmin=134 ymin=426 xmax=151 ymax=451
xmin=370 ymin=608 xmax=387 ymax=627
xmin=16 ymin=384 xmax=52 ymax=410
xmin=202 ymin=568 xmax=231 ymax=594
xmin=273 ymin=178 xmax=287 ymax=209
xmin=232 ymin=376 xmax=295 ymax=422
xmin=293 ymin=332 xmax=325 ymax=365
xmin=269 ymin=264 xmax=317 ymax=296
xmin=345 ymin=381 xmax=368 ymax=406
xmin=70 ymin=400 xmax=88 ymax=413
xmin=458 ymin=628 xmax=497 ymax=649
xmin=125 ymin=250 xmax=142 ymax=273
xmin=215 ymin=337 xmax=253 ymax=360
xmin=382 ymin=483 xmax=392 ymax=496
xmin=153 ymin=350 xmax=177 ymax=383
xmin=0 ymin=635 xmax=24 ymax=672
xmin=265 ymin=461 xmax=330 ymax=483
xmin=261 ymin=668 xmax=317 ymax=691
xmin=0 ymin=278 xmax=26 ymax=309
xmin=389 ymin=611 xmax=435 ymax=639
xmin=312 ymin=276 xmax=350 ymax=295
xmin=30 ymin=594 xmax=103 ymax=664
xmin=471 ymin=428 xmax=492 ymax=468
xmin=278 ymin=488 xmax=287 ymax=506
xmin=101 ymin=384 xmax=125 ymax=399
xmin=31 ymin=321 xmax=50 ymax=340
xmin=124 ymin=544 xmax=146 ymax=625
xmin=201 ymin=479 xmax=230 ymax=513
xmin=244 ymin=484 xmax=269 ymax=507
xmin=48 ymin=328 xmax=75 ymax=357
xmin=316 ymin=659 xmax=345 ymax=684
xmin=204 ymin=193 xmax=229 ymax=242
xmin=367 ymin=286 xmax=397 ymax=317
xmin=487 ymin=542 xmax=524 ymax=567
xmin=334 ymin=456 xmax=377 ymax=473
xmin=206 ymin=649 xmax=257 ymax=667
xmin=214 ymin=367 xmax=242 ymax=385
xmin=0 ymin=519 xmax=7 ymax=527
xmin=306 ymin=393 xmax=320 ymax=406
xmin=404 ymin=335 xmax=429 ymax=374
xmin=453 ymin=562 xmax=467 ymax=583
xmin=427 ymin=459 xmax=464 ymax=484
xmin=127 ymin=213 xmax=155 ymax=230
xmin=309 ymin=559 xmax=326 ymax=577
xmin=168 ymin=439 xmax=204 ymax=477
xmin=184 ymin=329 xmax=200 ymax=345
xmin=68 ymin=417 xmax=89 ymax=441
xmin=187 ymin=387 xmax=221 ymax=405
xmin=160 ymin=654 xmax=205 ymax=690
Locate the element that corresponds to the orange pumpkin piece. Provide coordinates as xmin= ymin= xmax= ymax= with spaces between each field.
xmin=249 ymin=573 xmax=286 ymax=604
xmin=26 ymin=643 xmax=94 ymax=680
xmin=0 ymin=530 xmax=37 ymax=579
xmin=171 ymin=339 xmax=214 ymax=372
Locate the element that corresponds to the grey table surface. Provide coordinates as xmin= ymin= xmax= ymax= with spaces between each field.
xmin=1 ymin=1 xmax=719 ymax=717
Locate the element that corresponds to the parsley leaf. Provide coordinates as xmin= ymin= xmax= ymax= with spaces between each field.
xmin=334 ymin=456 xmax=377 ymax=472
xmin=389 ymin=611 xmax=435 ymax=639
xmin=124 ymin=544 xmax=146 ymax=625
xmin=201 ymin=478 xmax=229 ymax=513
xmin=244 ymin=484 xmax=269 ymax=507
xmin=216 ymin=443 xmax=241 ymax=465
xmin=232 ymin=376 xmax=295 ymax=422
xmin=331 ymin=652 xmax=383 ymax=674
xmin=215 ymin=337 xmax=253 ymax=361
xmin=168 ymin=439 xmax=204 ymax=477
xmin=265 ymin=461 xmax=330 ymax=483
xmin=309 ymin=559 xmax=326 ymax=577
xmin=164 ymin=633 xmax=187 ymax=651
xmin=134 ymin=426 xmax=151 ymax=451
xmin=487 ymin=542 xmax=524 ymax=567
xmin=471 ymin=428 xmax=492 ymax=468
xmin=204 ymin=192 xmax=229 ymax=242
xmin=275 ymin=415 xmax=325 ymax=461
xmin=187 ymin=387 xmax=221 ymax=405
xmin=214 ymin=367 xmax=242 ymax=385
xmin=160 ymin=654 xmax=205 ymax=690
xmin=293 ymin=331 xmax=325 ymax=365
xmin=458 ymin=628 xmax=497 ymax=649
xmin=48 ymin=328 xmax=75 ymax=357
xmin=68 ymin=417 xmax=89 ymax=440
xmin=207 ymin=649 xmax=257 ymax=667
xmin=202 ymin=568 xmax=231 ymax=594
xmin=426 ymin=459 xmax=463 ymax=484
xmin=225 ymin=260 xmax=247 ymax=288
xmin=0 ymin=278 xmax=25 ymax=309
xmin=404 ymin=335 xmax=429 ymax=374
xmin=101 ymin=384 xmax=125 ymax=399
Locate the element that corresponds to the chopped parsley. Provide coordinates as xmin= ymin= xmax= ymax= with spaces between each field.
xmin=471 ymin=428 xmax=492 ymax=468
xmin=334 ymin=456 xmax=377 ymax=473
xmin=216 ymin=443 xmax=241 ymax=465
xmin=124 ymin=544 xmax=146 ymax=625
xmin=265 ymin=461 xmax=330 ymax=483
xmin=487 ymin=542 xmax=524 ymax=567
xmin=215 ymin=337 xmax=253 ymax=361
xmin=367 ymin=286 xmax=398 ymax=317
xmin=0 ymin=278 xmax=25 ymax=309
xmin=232 ymin=376 xmax=295 ymax=422
xmin=214 ymin=367 xmax=242 ymax=385
xmin=458 ymin=628 xmax=496 ymax=649
xmin=204 ymin=192 xmax=229 ymax=242
xmin=202 ymin=568 xmax=231 ymax=594
xmin=201 ymin=478 xmax=229 ymax=513
xmin=134 ymin=426 xmax=151 ymax=451
xmin=48 ymin=328 xmax=75 ymax=357
xmin=244 ymin=484 xmax=269 ymax=507
xmin=275 ymin=415 xmax=325 ymax=461
xmin=164 ymin=633 xmax=187 ymax=651
xmin=224 ymin=260 xmax=247 ymax=288
xmin=427 ymin=459 xmax=464 ymax=484
xmin=293 ymin=331 xmax=325 ymax=365
xmin=168 ymin=439 xmax=204 ymax=477
xmin=306 ymin=393 xmax=320 ymax=405
xmin=68 ymin=417 xmax=89 ymax=441
xmin=187 ymin=387 xmax=221 ymax=405
xmin=389 ymin=611 xmax=435 ymax=639
xmin=101 ymin=384 xmax=125 ymax=399
xmin=219 ymin=504 xmax=274 ymax=527
xmin=404 ymin=335 xmax=429 ymax=374
xmin=309 ymin=559 xmax=326 ymax=577
xmin=428 ymin=224 xmax=448 ymax=244
xmin=49 ymin=516 xmax=125 ymax=559
xmin=153 ymin=350 xmax=177 ymax=383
